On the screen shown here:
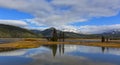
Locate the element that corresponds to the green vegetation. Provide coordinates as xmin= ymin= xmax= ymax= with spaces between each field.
xmin=0 ymin=24 xmax=42 ymax=38
xmin=50 ymin=28 xmax=58 ymax=41
xmin=0 ymin=24 xmax=119 ymax=39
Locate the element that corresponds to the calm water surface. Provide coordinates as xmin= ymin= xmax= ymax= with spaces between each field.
xmin=0 ymin=44 xmax=120 ymax=65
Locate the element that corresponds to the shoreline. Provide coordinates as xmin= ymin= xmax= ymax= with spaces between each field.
xmin=0 ymin=38 xmax=22 ymax=44
xmin=0 ymin=38 xmax=120 ymax=52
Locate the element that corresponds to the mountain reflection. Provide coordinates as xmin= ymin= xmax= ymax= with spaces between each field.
xmin=0 ymin=44 xmax=120 ymax=57
xmin=43 ymin=44 xmax=120 ymax=57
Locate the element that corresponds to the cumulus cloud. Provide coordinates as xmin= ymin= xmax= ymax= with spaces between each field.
xmin=0 ymin=0 xmax=120 ymax=33
xmin=79 ymin=24 xmax=120 ymax=34
xmin=0 ymin=20 xmax=28 ymax=27
xmin=0 ymin=0 xmax=120 ymax=25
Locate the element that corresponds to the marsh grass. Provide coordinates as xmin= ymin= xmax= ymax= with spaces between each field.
xmin=24 ymin=38 xmax=39 ymax=41
xmin=0 ymin=38 xmax=120 ymax=52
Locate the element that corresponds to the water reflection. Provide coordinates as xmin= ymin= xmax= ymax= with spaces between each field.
xmin=0 ymin=56 xmax=32 ymax=65
xmin=43 ymin=44 xmax=65 ymax=57
xmin=101 ymin=47 xmax=105 ymax=53
xmin=1 ymin=44 xmax=120 ymax=57
xmin=34 ymin=44 xmax=120 ymax=57
xmin=58 ymin=44 xmax=64 ymax=55
xmin=101 ymin=47 xmax=110 ymax=53
xmin=0 ymin=44 xmax=120 ymax=65
xmin=29 ymin=44 xmax=120 ymax=65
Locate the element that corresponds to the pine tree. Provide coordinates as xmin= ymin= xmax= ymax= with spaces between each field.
xmin=51 ymin=28 xmax=58 ymax=41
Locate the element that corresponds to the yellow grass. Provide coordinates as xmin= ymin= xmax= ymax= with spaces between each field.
xmin=0 ymin=38 xmax=120 ymax=52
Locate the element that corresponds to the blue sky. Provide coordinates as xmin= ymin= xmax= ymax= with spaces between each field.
xmin=0 ymin=0 xmax=120 ymax=34
xmin=71 ymin=14 xmax=120 ymax=26
xmin=0 ymin=7 xmax=33 ymax=20
xmin=0 ymin=7 xmax=120 ymax=27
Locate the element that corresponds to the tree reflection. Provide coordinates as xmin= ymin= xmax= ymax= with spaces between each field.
xmin=101 ymin=47 xmax=109 ymax=53
xmin=43 ymin=44 xmax=65 ymax=57
xmin=59 ymin=44 xmax=64 ymax=55
xmin=101 ymin=47 xmax=105 ymax=53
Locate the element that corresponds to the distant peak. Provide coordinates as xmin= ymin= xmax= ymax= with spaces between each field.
xmin=49 ymin=27 xmax=56 ymax=30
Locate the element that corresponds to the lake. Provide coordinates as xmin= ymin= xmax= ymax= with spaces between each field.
xmin=0 ymin=44 xmax=120 ymax=65
xmin=0 ymin=38 xmax=21 ymax=44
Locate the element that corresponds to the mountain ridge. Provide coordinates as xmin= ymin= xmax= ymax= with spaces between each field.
xmin=0 ymin=24 xmax=119 ymax=39
xmin=31 ymin=27 xmax=101 ymax=39
xmin=0 ymin=24 xmax=39 ymax=38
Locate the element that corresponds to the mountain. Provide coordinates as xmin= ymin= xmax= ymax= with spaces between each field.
xmin=0 ymin=24 xmax=107 ymax=38
xmin=103 ymin=30 xmax=120 ymax=35
xmin=102 ymin=30 xmax=120 ymax=39
xmin=0 ymin=24 xmax=39 ymax=38
xmin=32 ymin=27 xmax=62 ymax=37
xmin=31 ymin=30 xmax=43 ymax=37
xmin=41 ymin=27 xmax=61 ymax=37
xmin=1 ymin=24 xmax=118 ymax=39
xmin=32 ymin=27 xmax=101 ymax=39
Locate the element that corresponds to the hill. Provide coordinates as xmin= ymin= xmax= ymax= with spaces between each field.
xmin=102 ymin=30 xmax=120 ymax=39
xmin=32 ymin=27 xmax=62 ymax=37
xmin=32 ymin=27 xmax=101 ymax=39
xmin=1 ymin=24 xmax=118 ymax=39
xmin=0 ymin=24 xmax=39 ymax=38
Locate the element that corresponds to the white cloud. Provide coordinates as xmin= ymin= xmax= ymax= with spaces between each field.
xmin=58 ymin=25 xmax=79 ymax=33
xmin=0 ymin=20 xmax=28 ymax=27
xmin=0 ymin=49 xmax=27 ymax=56
xmin=0 ymin=0 xmax=120 ymax=25
xmin=0 ymin=0 xmax=120 ymax=33
xmin=79 ymin=24 xmax=120 ymax=34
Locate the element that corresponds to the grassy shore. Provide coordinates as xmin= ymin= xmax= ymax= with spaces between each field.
xmin=0 ymin=38 xmax=120 ymax=52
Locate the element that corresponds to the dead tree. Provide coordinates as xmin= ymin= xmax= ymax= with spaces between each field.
xmin=62 ymin=32 xmax=65 ymax=42
xmin=101 ymin=36 xmax=105 ymax=42
xmin=59 ymin=31 xmax=65 ymax=42
xmin=59 ymin=31 xmax=62 ymax=41
xmin=106 ymin=37 xmax=109 ymax=42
